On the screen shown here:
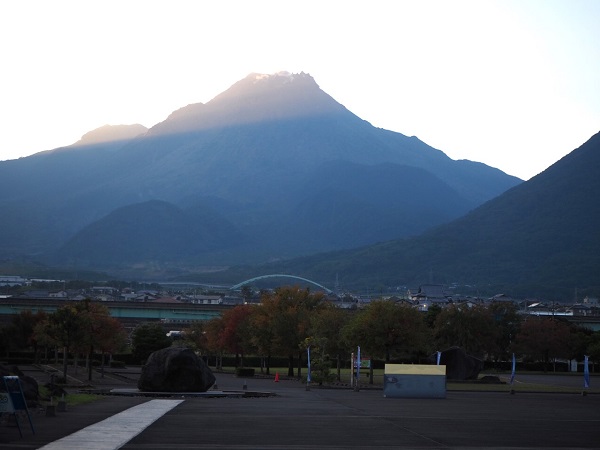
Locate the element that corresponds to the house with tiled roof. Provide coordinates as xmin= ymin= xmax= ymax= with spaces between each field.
xmin=488 ymin=293 xmax=517 ymax=303
xmin=409 ymin=284 xmax=449 ymax=311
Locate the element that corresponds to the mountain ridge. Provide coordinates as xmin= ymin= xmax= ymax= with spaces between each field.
xmin=0 ymin=71 xmax=522 ymax=275
xmin=233 ymin=131 xmax=600 ymax=299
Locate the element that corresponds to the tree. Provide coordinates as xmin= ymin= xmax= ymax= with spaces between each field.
xmin=513 ymin=316 xmax=571 ymax=371
xmin=250 ymin=299 xmax=278 ymax=374
xmin=433 ymin=304 xmax=497 ymax=358
xmin=566 ymin=325 xmax=592 ymax=367
xmin=0 ymin=323 xmax=10 ymax=358
xmin=30 ymin=301 xmax=127 ymax=380
xmin=183 ymin=321 xmax=208 ymax=354
xmin=93 ymin=314 xmax=127 ymax=355
xmin=343 ymin=300 xmax=430 ymax=383
xmin=424 ymin=304 xmax=443 ymax=329
xmin=308 ymin=304 xmax=351 ymax=381
xmin=204 ymin=317 xmax=226 ymax=369
xmin=587 ymin=331 xmax=600 ymax=372
xmin=75 ymin=300 xmax=127 ymax=380
xmin=7 ymin=310 xmax=47 ymax=360
xmin=302 ymin=336 xmax=335 ymax=385
xmin=219 ymin=305 xmax=255 ymax=368
xmin=33 ymin=319 xmax=59 ymax=364
xmin=487 ymin=302 xmax=521 ymax=362
xmin=131 ymin=322 xmax=172 ymax=364
xmin=43 ymin=304 xmax=87 ymax=380
xmin=91 ymin=311 xmax=127 ymax=377
xmin=263 ymin=286 xmax=326 ymax=377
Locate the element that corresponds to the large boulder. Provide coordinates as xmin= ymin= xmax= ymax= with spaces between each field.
xmin=437 ymin=347 xmax=483 ymax=380
xmin=137 ymin=347 xmax=215 ymax=392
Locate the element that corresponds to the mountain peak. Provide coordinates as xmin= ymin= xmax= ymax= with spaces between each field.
xmin=220 ymin=71 xmax=320 ymax=99
xmin=250 ymin=71 xmax=294 ymax=80
xmin=151 ymin=71 xmax=343 ymax=135
xmin=248 ymin=71 xmax=313 ymax=84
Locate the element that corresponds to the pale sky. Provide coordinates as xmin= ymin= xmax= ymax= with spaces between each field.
xmin=1 ymin=0 xmax=599 ymax=180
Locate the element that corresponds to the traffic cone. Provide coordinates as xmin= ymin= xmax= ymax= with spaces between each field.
xmin=274 ymin=372 xmax=279 ymax=382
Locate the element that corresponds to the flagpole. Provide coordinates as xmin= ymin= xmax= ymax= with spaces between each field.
xmin=350 ymin=352 xmax=354 ymax=388
xmin=355 ymin=346 xmax=361 ymax=392
xmin=306 ymin=346 xmax=311 ymax=391
xmin=509 ymin=353 xmax=516 ymax=394
xmin=584 ymin=355 xmax=590 ymax=391
xmin=510 ymin=353 xmax=516 ymax=385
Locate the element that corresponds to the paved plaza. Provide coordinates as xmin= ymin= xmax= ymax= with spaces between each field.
xmin=1 ymin=371 xmax=599 ymax=449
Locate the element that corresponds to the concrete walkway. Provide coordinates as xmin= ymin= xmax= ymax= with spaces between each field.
xmin=38 ymin=399 xmax=183 ymax=450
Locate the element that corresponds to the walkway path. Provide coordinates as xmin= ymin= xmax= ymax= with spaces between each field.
xmin=38 ymin=399 xmax=183 ymax=450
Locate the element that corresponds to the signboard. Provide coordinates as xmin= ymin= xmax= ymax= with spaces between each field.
xmin=2 ymin=376 xmax=35 ymax=436
xmin=0 ymin=391 xmax=15 ymax=413
xmin=353 ymin=358 xmax=371 ymax=369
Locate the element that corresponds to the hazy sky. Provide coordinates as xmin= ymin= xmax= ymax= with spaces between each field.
xmin=1 ymin=0 xmax=599 ymax=180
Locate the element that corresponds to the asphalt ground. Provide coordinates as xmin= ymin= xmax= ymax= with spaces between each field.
xmin=2 ymin=369 xmax=600 ymax=449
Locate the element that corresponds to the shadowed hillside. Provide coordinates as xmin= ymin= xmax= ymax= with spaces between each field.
xmin=207 ymin=131 xmax=600 ymax=299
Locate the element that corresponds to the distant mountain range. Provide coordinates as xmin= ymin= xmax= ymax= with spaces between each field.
xmin=0 ymin=71 xmax=520 ymax=279
xmin=216 ymin=130 xmax=600 ymax=300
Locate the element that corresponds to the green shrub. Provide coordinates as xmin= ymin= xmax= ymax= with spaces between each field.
xmin=235 ymin=367 xmax=255 ymax=377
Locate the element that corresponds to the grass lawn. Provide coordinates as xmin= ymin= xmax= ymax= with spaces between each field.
xmin=225 ymin=366 xmax=599 ymax=394
xmin=38 ymin=385 xmax=103 ymax=407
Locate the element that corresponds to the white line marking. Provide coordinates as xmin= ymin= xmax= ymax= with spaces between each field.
xmin=39 ymin=399 xmax=184 ymax=450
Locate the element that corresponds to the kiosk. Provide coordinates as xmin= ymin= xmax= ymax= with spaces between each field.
xmin=383 ymin=364 xmax=446 ymax=399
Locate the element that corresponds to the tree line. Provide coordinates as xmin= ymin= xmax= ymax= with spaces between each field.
xmin=2 ymin=286 xmax=600 ymax=384
xmin=0 ymin=300 xmax=127 ymax=382
xmin=180 ymin=286 xmax=600 ymax=382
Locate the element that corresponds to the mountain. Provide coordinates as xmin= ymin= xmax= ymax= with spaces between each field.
xmin=54 ymin=200 xmax=246 ymax=268
xmin=0 ymin=72 xmax=520 ymax=274
xmin=74 ymin=124 xmax=148 ymax=146
xmin=241 ymin=131 xmax=600 ymax=300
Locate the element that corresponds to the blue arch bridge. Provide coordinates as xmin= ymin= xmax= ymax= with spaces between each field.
xmin=230 ymin=274 xmax=333 ymax=294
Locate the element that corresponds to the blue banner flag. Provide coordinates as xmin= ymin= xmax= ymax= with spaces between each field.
xmin=356 ymin=346 xmax=361 ymax=383
xmin=436 ymin=351 xmax=441 ymax=365
xmin=307 ymin=346 xmax=311 ymax=383
xmin=510 ymin=353 xmax=516 ymax=385
xmin=584 ymin=355 xmax=590 ymax=389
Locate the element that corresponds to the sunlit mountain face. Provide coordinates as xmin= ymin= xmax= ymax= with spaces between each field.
xmin=0 ymin=72 xmax=520 ymax=277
